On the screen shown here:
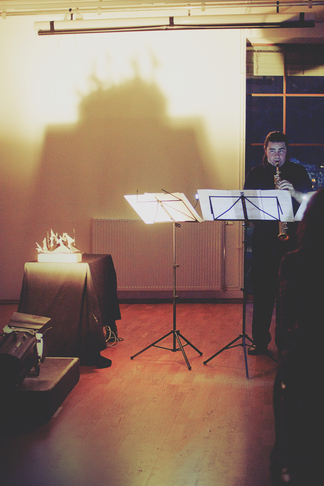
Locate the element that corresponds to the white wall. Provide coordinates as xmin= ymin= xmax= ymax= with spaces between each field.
xmin=0 ymin=16 xmax=245 ymax=300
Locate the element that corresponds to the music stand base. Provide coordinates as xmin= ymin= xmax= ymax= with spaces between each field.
xmin=130 ymin=329 xmax=203 ymax=371
xmin=203 ymin=333 xmax=253 ymax=378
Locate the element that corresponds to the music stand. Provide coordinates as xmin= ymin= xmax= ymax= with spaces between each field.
xmin=197 ymin=189 xmax=293 ymax=378
xmin=125 ymin=191 xmax=203 ymax=370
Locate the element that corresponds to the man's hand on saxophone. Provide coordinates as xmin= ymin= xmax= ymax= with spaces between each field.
xmin=276 ymin=179 xmax=305 ymax=204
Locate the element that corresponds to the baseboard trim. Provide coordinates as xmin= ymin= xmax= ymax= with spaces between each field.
xmin=117 ymin=289 xmax=247 ymax=303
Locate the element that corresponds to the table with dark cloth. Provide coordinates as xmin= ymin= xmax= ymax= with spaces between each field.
xmin=18 ymin=254 xmax=121 ymax=363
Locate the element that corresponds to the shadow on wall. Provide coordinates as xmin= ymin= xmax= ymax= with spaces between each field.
xmin=29 ymin=75 xmax=213 ymax=239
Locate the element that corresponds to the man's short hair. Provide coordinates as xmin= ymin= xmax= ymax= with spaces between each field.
xmin=264 ymin=131 xmax=289 ymax=150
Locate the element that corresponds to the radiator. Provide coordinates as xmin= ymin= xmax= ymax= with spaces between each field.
xmin=91 ymin=219 xmax=223 ymax=291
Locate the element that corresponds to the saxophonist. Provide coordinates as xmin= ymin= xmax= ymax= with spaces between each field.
xmin=244 ymin=131 xmax=312 ymax=355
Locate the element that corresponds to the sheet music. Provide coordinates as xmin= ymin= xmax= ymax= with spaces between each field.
xmin=197 ymin=189 xmax=294 ymax=222
xmin=125 ymin=192 xmax=203 ymax=224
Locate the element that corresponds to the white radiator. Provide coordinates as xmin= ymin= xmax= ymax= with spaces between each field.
xmin=91 ymin=219 xmax=224 ymax=292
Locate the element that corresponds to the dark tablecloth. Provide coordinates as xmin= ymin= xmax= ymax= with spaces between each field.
xmin=18 ymin=254 xmax=121 ymax=363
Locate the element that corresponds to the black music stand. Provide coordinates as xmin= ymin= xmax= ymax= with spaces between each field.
xmin=197 ymin=189 xmax=293 ymax=378
xmin=125 ymin=191 xmax=203 ymax=370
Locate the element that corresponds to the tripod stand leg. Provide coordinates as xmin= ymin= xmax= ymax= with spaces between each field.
xmin=203 ymin=335 xmax=242 ymax=365
xmin=130 ymin=330 xmax=173 ymax=360
xmin=178 ymin=332 xmax=203 ymax=356
xmin=242 ymin=334 xmax=249 ymax=379
xmin=174 ymin=331 xmax=192 ymax=370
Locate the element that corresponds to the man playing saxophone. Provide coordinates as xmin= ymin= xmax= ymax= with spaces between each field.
xmin=244 ymin=131 xmax=312 ymax=355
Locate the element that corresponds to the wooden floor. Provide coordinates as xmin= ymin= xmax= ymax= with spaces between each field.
xmin=0 ymin=301 xmax=279 ymax=486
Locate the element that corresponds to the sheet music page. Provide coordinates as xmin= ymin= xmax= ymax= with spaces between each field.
xmin=211 ymin=190 xmax=246 ymax=220
xmin=197 ymin=189 xmax=294 ymax=221
xmin=125 ymin=192 xmax=203 ymax=224
xmin=246 ymin=190 xmax=294 ymax=222
xmin=152 ymin=192 xmax=203 ymax=223
xmin=197 ymin=190 xmax=237 ymax=220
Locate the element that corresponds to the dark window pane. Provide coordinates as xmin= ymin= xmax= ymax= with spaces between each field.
xmin=246 ymin=95 xmax=283 ymax=144
xmin=289 ymin=146 xmax=324 ymax=189
xmin=246 ymin=76 xmax=283 ymax=94
xmin=286 ymin=98 xmax=324 ymax=143
xmin=290 ymin=146 xmax=324 ymax=167
xmin=286 ymin=76 xmax=324 ymax=94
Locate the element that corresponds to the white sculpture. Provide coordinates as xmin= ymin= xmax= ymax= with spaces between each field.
xmin=36 ymin=230 xmax=82 ymax=262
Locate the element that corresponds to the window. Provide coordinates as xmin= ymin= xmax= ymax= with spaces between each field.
xmin=246 ymin=44 xmax=324 ymax=189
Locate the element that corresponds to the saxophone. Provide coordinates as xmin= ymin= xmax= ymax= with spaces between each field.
xmin=274 ymin=162 xmax=289 ymax=240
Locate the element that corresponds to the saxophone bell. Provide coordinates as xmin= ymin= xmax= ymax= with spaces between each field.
xmin=278 ymin=227 xmax=289 ymax=241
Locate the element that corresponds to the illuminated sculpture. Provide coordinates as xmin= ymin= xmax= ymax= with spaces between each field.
xmin=36 ymin=229 xmax=82 ymax=262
